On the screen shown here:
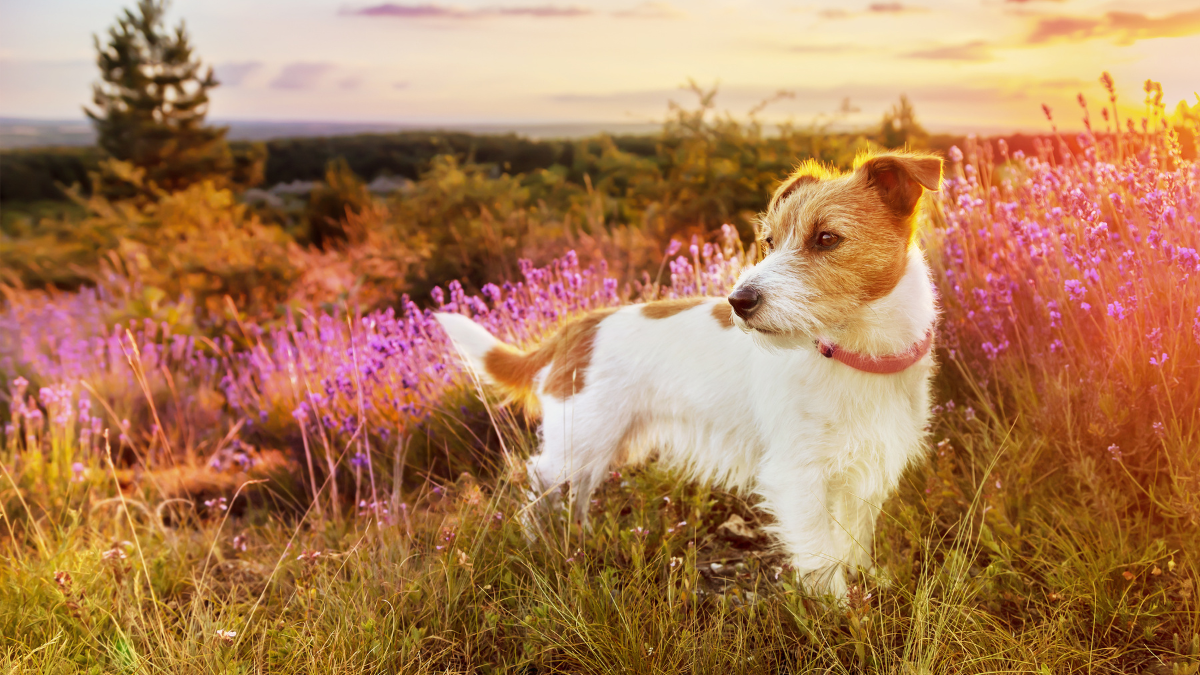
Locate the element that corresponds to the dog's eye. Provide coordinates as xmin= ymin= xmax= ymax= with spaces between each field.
xmin=814 ymin=232 xmax=841 ymax=251
xmin=764 ymin=235 xmax=775 ymax=249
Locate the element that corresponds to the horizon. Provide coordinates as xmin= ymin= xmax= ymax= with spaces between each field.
xmin=2 ymin=0 xmax=1199 ymax=138
xmin=0 ymin=113 xmax=1080 ymax=152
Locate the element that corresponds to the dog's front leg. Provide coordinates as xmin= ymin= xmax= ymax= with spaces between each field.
xmin=754 ymin=461 xmax=847 ymax=596
xmin=826 ymin=478 xmax=885 ymax=581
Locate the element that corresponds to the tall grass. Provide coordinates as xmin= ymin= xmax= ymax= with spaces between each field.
xmin=2 ymin=78 xmax=1199 ymax=673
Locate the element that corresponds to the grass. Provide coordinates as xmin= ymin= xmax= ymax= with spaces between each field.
xmin=2 ymin=382 xmax=1197 ymax=673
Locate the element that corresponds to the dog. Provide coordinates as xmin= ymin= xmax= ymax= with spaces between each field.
xmin=436 ymin=151 xmax=942 ymax=595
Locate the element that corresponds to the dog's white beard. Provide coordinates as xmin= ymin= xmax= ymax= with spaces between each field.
xmin=731 ymin=264 xmax=831 ymax=349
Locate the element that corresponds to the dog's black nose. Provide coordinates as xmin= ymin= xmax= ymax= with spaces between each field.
xmin=727 ymin=288 xmax=761 ymax=320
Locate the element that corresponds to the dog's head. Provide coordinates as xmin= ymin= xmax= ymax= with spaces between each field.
xmin=728 ymin=152 xmax=942 ymax=341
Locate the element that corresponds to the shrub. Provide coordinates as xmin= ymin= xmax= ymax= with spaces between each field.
xmin=0 ymin=177 xmax=300 ymax=328
xmin=304 ymin=158 xmax=373 ymax=248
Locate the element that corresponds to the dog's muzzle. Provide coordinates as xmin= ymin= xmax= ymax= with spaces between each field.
xmin=727 ymin=288 xmax=761 ymax=320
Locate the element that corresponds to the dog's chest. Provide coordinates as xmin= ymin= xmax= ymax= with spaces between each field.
xmin=755 ymin=357 xmax=932 ymax=468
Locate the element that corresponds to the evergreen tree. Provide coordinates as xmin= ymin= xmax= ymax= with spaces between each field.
xmin=879 ymin=95 xmax=929 ymax=150
xmin=86 ymin=0 xmax=232 ymax=195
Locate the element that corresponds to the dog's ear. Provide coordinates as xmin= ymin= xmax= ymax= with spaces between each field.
xmin=858 ymin=154 xmax=943 ymax=217
xmin=769 ymin=160 xmax=830 ymax=212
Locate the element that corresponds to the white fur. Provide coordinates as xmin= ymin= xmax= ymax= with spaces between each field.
xmin=436 ymin=312 xmax=503 ymax=376
xmin=436 ymin=248 xmax=937 ymax=595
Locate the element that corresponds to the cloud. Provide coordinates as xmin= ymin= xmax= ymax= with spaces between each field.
xmin=270 ymin=63 xmax=335 ymax=90
xmin=214 ymin=62 xmax=262 ymax=87
xmin=354 ymin=3 xmax=457 ymax=17
xmin=1026 ymin=8 xmax=1200 ymax=45
xmin=492 ymin=5 xmax=590 ymax=16
xmin=348 ymin=3 xmax=592 ymax=19
xmin=337 ymin=76 xmax=364 ymax=90
xmin=611 ymin=2 xmax=683 ymax=19
xmin=393 ymin=81 xmax=411 ymax=89
xmin=868 ymin=3 xmax=916 ymax=13
xmin=790 ymin=44 xmax=857 ymax=53
xmin=820 ymin=3 xmax=926 ymax=19
xmin=906 ymin=40 xmax=993 ymax=62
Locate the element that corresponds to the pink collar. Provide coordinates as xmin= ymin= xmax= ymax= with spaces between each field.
xmin=817 ymin=330 xmax=933 ymax=374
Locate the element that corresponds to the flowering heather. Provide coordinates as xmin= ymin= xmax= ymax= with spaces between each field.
xmin=3 ymin=288 xmax=223 ymax=494
xmin=932 ymin=120 xmax=1199 ymax=514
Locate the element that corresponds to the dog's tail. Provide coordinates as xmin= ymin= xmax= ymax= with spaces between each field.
xmin=435 ymin=312 xmax=545 ymax=409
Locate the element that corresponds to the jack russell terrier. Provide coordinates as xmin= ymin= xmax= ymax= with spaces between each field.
xmin=437 ymin=151 xmax=942 ymax=594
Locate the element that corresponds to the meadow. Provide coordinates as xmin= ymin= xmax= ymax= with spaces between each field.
xmin=2 ymin=81 xmax=1199 ymax=674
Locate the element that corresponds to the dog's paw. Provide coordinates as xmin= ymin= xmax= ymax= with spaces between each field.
xmin=794 ymin=565 xmax=850 ymax=600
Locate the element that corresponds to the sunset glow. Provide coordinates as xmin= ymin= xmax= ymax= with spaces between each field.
xmin=2 ymin=0 xmax=1199 ymax=132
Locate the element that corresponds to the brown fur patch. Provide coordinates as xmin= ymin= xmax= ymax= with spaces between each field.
xmin=642 ymin=297 xmax=705 ymax=319
xmin=483 ymin=307 xmax=618 ymax=405
xmin=711 ymin=299 xmax=734 ymax=329
xmin=543 ymin=309 xmax=615 ymax=398
xmin=483 ymin=344 xmax=552 ymax=398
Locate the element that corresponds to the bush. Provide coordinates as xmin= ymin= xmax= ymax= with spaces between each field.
xmin=304 ymin=158 xmax=373 ymax=248
xmin=1 ymin=176 xmax=300 ymax=327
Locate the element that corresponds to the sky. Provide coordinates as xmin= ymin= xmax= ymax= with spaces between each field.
xmin=2 ymin=0 xmax=1199 ymax=133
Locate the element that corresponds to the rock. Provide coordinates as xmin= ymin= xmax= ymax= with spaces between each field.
xmin=268 ymin=180 xmax=317 ymax=196
xmin=717 ymin=513 xmax=759 ymax=543
xmin=366 ymin=175 xmax=413 ymax=194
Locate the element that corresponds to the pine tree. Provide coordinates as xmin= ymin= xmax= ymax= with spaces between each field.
xmin=86 ymin=0 xmax=232 ymax=195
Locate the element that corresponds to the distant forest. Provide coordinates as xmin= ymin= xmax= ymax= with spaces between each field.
xmin=0 ymin=132 xmax=645 ymax=202
xmin=0 ymin=129 xmax=952 ymax=203
xmin=7 ymin=124 xmax=1196 ymax=205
